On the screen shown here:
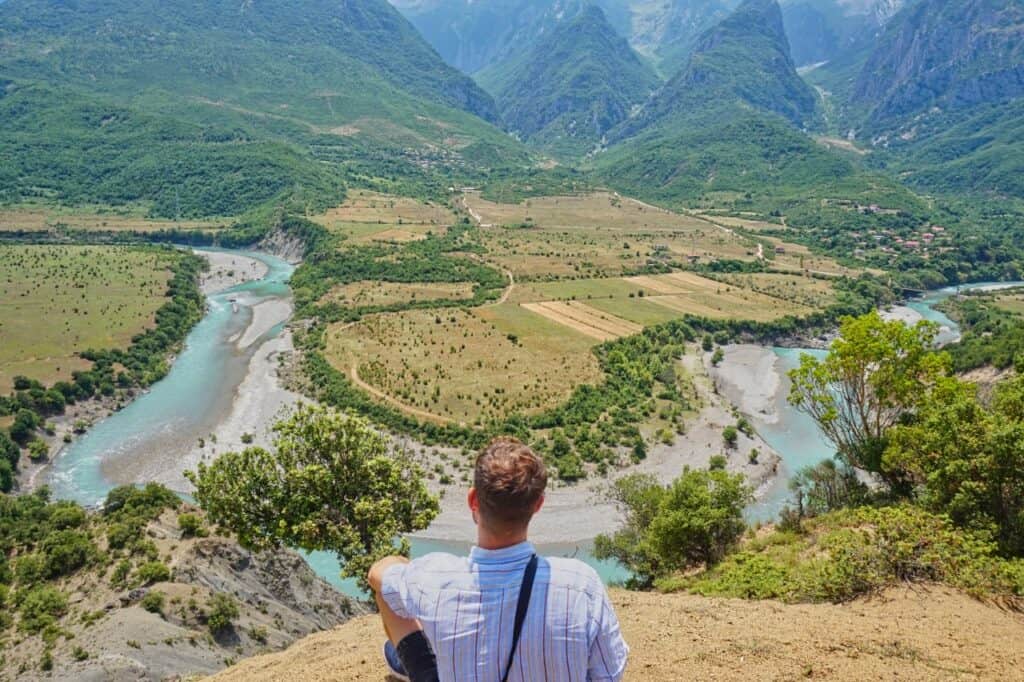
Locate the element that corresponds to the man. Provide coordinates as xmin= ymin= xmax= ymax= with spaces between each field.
xmin=368 ymin=437 xmax=629 ymax=682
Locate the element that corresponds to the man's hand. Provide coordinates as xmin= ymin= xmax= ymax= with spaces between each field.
xmin=367 ymin=555 xmax=409 ymax=594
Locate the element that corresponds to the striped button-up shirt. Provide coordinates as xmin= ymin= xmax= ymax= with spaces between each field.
xmin=381 ymin=541 xmax=629 ymax=681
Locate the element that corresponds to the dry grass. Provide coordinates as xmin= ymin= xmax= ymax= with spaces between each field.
xmin=310 ymin=190 xmax=456 ymax=244
xmin=323 ymin=305 xmax=601 ymax=424
xmin=319 ymin=281 xmax=476 ymax=308
xmin=212 ymin=586 xmax=1024 ymax=682
xmin=711 ymin=272 xmax=837 ymax=308
xmin=465 ymin=192 xmax=758 ymax=279
xmin=0 ymin=206 xmax=224 ymax=232
xmin=0 ymin=245 xmax=174 ymax=392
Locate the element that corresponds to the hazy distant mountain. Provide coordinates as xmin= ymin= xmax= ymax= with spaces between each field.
xmin=390 ymin=0 xmax=737 ymax=75
xmin=478 ymin=6 xmax=661 ymax=156
xmin=780 ymin=0 xmax=909 ymax=66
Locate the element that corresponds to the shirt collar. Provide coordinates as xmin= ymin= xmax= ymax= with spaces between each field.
xmin=468 ymin=541 xmax=535 ymax=565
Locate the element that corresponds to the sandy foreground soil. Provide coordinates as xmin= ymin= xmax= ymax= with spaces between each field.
xmin=413 ymin=349 xmax=782 ymax=545
xmin=209 ymin=585 xmax=1024 ymax=681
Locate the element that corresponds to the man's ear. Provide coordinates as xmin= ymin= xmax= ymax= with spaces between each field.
xmin=533 ymin=493 xmax=545 ymax=514
xmin=468 ymin=487 xmax=478 ymax=512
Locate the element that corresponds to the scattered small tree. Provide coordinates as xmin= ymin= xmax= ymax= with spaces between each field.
xmin=206 ymin=593 xmax=239 ymax=635
xmin=722 ymin=425 xmax=738 ymax=448
xmin=177 ymin=513 xmax=207 ymax=538
xmin=594 ymin=469 xmax=751 ymax=587
xmin=187 ymin=404 xmax=439 ymax=591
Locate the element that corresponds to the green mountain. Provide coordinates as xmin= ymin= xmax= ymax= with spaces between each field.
xmin=803 ymin=0 xmax=1024 ymax=200
xmin=596 ymin=0 xmax=920 ymax=220
xmin=620 ymin=0 xmax=818 ymax=134
xmin=477 ymin=6 xmax=661 ymax=157
xmin=0 ymin=0 xmax=532 ymax=217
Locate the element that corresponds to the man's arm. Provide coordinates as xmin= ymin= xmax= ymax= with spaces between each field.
xmin=368 ymin=555 xmax=422 ymax=647
xmin=368 ymin=555 xmax=409 ymax=594
xmin=587 ymin=588 xmax=629 ymax=682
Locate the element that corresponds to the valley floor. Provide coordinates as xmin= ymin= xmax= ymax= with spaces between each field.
xmin=209 ymin=585 xmax=1024 ymax=681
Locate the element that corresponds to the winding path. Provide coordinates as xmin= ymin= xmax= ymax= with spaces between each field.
xmin=348 ymin=364 xmax=455 ymax=425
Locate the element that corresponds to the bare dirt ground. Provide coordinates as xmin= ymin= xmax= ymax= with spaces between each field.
xmin=208 ymin=585 xmax=1024 ymax=681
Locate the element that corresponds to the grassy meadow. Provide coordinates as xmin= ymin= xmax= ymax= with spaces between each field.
xmin=0 ymin=205 xmax=228 ymax=233
xmin=310 ymin=190 xmax=458 ymax=245
xmin=0 ymin=245 xmax=176 ymax=391
xmin=324 ymin=305 xmax=602 ymax=424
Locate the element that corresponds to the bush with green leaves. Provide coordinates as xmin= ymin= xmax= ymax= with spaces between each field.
xmin=141 ymin=590 xmax=165 ymax=614
xmin=177 ymin=513 xmax=207 ymax=538
xmin=40 ymin=529 xmax=94 ymax=578
xmin=674 ymin=506 xmax=1024 ymax=603
xmin=136 ymin=561 xmax=171 ymax=585
xmin=18 ymin=586 xmax=68 ymax=633
xmin=206 ymin=593 xmax=239 ymax=635
xmin=594 ymin=469 xmax=751 ymax=587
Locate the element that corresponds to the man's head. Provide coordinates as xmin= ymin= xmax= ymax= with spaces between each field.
xmin=469 ymin=437 xmax=547 ymax=539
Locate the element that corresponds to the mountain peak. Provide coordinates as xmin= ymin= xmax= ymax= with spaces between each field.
xmin=478 ymin=0 xmax=660 ymax=156
xmin=620 ymin=0 xmax=816 ymax=135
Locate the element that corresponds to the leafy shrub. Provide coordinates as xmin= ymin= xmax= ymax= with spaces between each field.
xmin=677 ymin=506 xmax=1024 ymax=603
xmin=110 ymin=559 xmax=132 ymax=587
xmin=177 ymin=513 xmax=207 ymax=538
xmin=141 ymin=590 xmax=165 ymax=614
xmin=40 ymin=530 xmax=94 ymax=578
xmin=595 ymin=469 xmax=751 ymax=587
xmin=206 ymin=593 xmax=239 ymax=635
xmin=106 ymin=522 xmax=135 ymax=550
xmin=722 ymin=426 xmax=738 ymax=448
xmin=136 ymin=561 xmax=171 ymax=585
xmin=27 ymin=439 xmax=48 ymax=461
xmin=18 ymin=586 xmax=68 ymax=633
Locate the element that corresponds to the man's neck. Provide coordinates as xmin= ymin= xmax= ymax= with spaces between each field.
xmin=476 ymin=527 xmax=529 ymax=551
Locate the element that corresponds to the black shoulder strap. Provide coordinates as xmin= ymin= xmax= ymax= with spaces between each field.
xmin=501 ymin=553 xmax=538 ymax=682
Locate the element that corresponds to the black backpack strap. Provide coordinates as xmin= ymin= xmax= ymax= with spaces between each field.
xmin=501 ymin=553 xmax=538 ymax=682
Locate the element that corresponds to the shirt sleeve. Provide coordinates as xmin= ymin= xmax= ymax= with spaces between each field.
xmin=587 ymin=586 xmax=629 ymax=682
xmin=379 ymin=561 xmax=417 ymax=620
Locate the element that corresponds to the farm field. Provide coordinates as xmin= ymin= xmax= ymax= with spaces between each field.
xmin=319 ymin=280 xmax=475 ymax=308
xmin=0 ymin=205 xmax=225 ymax=232
xmin=709 ymin=272 xmax=838 ymax=308
xmin=310 ymin=190 xmax=457 ymax=244
xmin=0 ymin=245 xmax=176 ymax=392
xmin=463 ymin=191 xmax=758 ymax=279
xmin=323 ymin=305 xmax=602 ymax=424
xmin=991 ymin=290 xmax=1024 ymax=315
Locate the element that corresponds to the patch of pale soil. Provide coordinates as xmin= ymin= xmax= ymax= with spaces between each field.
xmin=209 ymin=586 xmax=1024 ymax=681
xmin=710 ymin=345 xmax=781 ymax=424
xmin=198 ymin=251 xmax=269 ymax=295
xmin=880 ymin=305 xmax=925 ymax=326
xmin=237 ymin=298 xmax=292 ymax=349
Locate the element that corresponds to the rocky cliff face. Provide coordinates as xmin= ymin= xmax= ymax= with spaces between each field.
xmin=853 ymin=0 xmax=1024 ymax=124
xmin=14 ymin=510 xmax=363 ymax=682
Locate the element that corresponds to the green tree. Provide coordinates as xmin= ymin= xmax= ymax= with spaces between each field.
xmin=722 ymin=425 xmax=738 ymax=448
xmin=885 ymin=375 xmax=1024 ymax=556
xmin=0 ymin=431 xmax=20 ymax=471
xmin=788 ymin=311 xmax=948 ymax=486
xmin=187 ymin=404 xmax=438 ymax=591
xmin=594 ymin=469 xmax=750 ymax=587
xmin=788 ymin=458 xmax=869 ymax=519
xmin=10 ymin=409 xmax=40 ymax=445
